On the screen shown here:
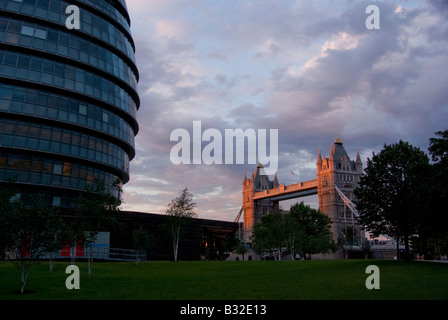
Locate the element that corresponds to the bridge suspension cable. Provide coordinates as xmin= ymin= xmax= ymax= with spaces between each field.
xmin=234 ymin=206 xmax=243 ymax=223
xmin=334 ymin=184 xmax=359 ymax=218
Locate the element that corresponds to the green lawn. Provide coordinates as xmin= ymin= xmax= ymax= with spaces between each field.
xmin=0 ymin=260 xmax=447 ymax=300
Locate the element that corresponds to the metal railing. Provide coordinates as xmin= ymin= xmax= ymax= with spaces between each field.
xmin=57 ymin=246 xmax=146 ymax=262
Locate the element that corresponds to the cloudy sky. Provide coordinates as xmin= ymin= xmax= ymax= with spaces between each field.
xmin=121 ymin=0 xmax=448 ymax=222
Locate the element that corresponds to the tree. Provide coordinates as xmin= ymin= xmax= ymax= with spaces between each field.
xmin=233 ymin=240 xmax=248 ymax=261
xmin=251 ymin=203 xmax=335 ymax=260
xmin=163 ymin=187 xmax=197 ymax=262
xmin=132 ymin=226 xmax=153 ymax=265
xmin=337 ymin=226 xmax=356 ymax=259
xmin=289 ymin=202 xmax=335 ymax=259
xmin=251 ymin=211 xmax=285 ymax=260
xmin=354 ymin=140 xmax=429 ymax=261
xmin=75 ymin=179 xmax=122 ymax=276
xmin=0 ymin=189 xmax=62 ymax=293
xmin=413 ymin=130 xmax=448 ymax=259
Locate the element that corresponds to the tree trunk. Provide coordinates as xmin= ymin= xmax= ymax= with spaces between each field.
xmin=135 ymin=250 xmax=140 ymax=266
xmin=404 ymin=234 xmax=410 ymax=261
xmin=20 ymin=265 xmax=29 ymax=294
xmin=49 ymin=256 xmax=54 ymax=271
xmin=173 ymin=225 xmax=180 ymax=262
xmin=70 ymin=244 xmax=76 ymax=265
xmin=435 ymin=237 xmax=441 ymax=260
xmin=88 ymin=256 xmax=92 ymax=277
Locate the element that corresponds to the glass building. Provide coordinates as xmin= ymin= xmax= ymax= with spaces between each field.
xmin=0 ymin=0 xmax=139 ymax=208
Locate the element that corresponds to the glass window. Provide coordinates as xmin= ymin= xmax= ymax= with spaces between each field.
xmin=0 ymin=157 xmax=7 ymax=168
xmin=34 ymin=28 xmax=47 ymax=39
xmin=53 ymin=163 xmax=62 ymax=175
xmin=0 ymin=18 xmax=8 ymax=32
xmin=7 ymin=21 xmax=21 ymax=33
xmin=52 ymin=130 xmax=61 ymax=141
xmin=3 ymin=123 xmax=15 ymax=134
xmin=37 ymin=0 xmax=50 ymax=8
xmin=52 ymin=196 xmax=61 ymax=207
xmin=59 ymin=33 xmax=69 ymax=45
xmin=4 ymin=53 xmax=18 ymax=66
xmin=39 ymin=139 xmax=50 ymax=151
xmin=40 ymin=127 xmax=51 ymax=139
xmin=20 ymin=159 xmax=31 ymax=171
xmin=8 ymin=158 xmax=20 ymax=169
xmin=30 ymin=59 xmax=43 ymax=71
xmin=63 ymin=162 xmax=72 ymax=176
xmin=46 ymin=29 xmax=58 ymax=42
xmin=43 ymin=61 xmax=53 ymax=73
xmin=79 ymin=104 xmax=87 ymax=115
xmin=62 ymin=132 xmax=71 ymax=143
xmin=18 ymin=56 xmax=30 ymax=68
xmin=15 ymin=125 xmax=28 ymax=136
xmin=31 ymin=160 xmax=42 ymax=172
xmin=27 ymin=137 xmax=38 ymax=149
xmin=21 ymin=25 xmax=35 ymax=37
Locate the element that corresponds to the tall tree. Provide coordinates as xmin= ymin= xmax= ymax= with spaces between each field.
xmin=251 ymin=210 xmax=285 ymax=260
xmin=354 ymin=140 xmax=429 ymax=261
xmin=251 ymin=202 xmax=335 ymax=259
xmin=289 ymin=202 xmax=335 ymax=259
xmin=284 ymin=209 xmax=303 ymax=260
xmin=414 ymin=130 xmax=448 ymax=258
xmin=75 ymin=179 xmax=122 ymax=276
xmin=164 ymin=187 xmax=197 ymax=262
xmin=132 ymin=225 xmax=153 ymax=265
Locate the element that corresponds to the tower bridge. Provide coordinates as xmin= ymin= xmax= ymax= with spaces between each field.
xmin=239 ymin=136 xmax=364 ymax=247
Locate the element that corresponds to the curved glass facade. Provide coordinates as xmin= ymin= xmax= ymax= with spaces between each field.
xmin=0 ymin=0 xmax=139 ymax=208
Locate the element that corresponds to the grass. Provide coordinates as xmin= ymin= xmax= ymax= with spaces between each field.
xmin=0 ymin=260 xmax=447 ymax=300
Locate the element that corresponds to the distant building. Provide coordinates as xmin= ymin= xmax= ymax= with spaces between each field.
xmin=0 ymin=0 xmax=139 ymax=206
xmin=112 ymin=211 xmax=239 ymax=261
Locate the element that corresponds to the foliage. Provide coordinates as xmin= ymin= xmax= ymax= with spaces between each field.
xmin=132 ymin=226 xmax=153 ymax=265
xmin=354 ymin=140 xmax=430 ymax=261
xmin=163 ymin=187 xmax=197 ymax=261
xmin=0 ymin=182 xmax=63 ymax=293
xmin=223 ymin=232 xmax=247 ymax=260
xmin=251 ymin=202 xmax=335 ymax=259
xmin=251 ymin=210 xmax=284 ymax=260
xmin=73 ymin=179 xmax=123 ymax=275
xmin=412 ymin=129 xmax=448 ymax=258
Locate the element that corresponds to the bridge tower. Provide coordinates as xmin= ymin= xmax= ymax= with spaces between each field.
xmin=242 ymin=164 xmax=279 ymax=242
xmin=317 ymin=136 xmax=364 ymax=245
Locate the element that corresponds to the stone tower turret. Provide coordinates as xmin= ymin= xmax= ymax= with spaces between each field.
xmin=242 ymin=164 xmax=280 ymax=242
xmin=317 ymin=136 xmax=363 ymax=247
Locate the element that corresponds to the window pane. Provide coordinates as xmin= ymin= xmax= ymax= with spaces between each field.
xmin=53 ymin=163 xmax=62 ymax=175
xmin=21 ymin=25 xmax=34 ymax=36
xmin=34 ymin=28 xmax=47 ymax=39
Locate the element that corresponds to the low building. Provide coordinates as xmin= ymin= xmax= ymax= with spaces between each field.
xmin=110 ymin=211 xmax=239 ymax=261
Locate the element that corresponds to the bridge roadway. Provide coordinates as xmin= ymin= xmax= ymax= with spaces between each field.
xmin=252 ymin=179 xmax=318 ymax=202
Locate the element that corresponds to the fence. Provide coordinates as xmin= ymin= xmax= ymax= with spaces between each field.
xmin=57 ymin=246 xmax=147 ymax=262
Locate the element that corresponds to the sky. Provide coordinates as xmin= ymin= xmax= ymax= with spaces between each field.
xmin=121 ymin=0 xmax=448 ymax=222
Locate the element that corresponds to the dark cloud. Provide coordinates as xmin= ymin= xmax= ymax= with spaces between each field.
xmin=124 ymin=0 xmax=448 ymax=221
